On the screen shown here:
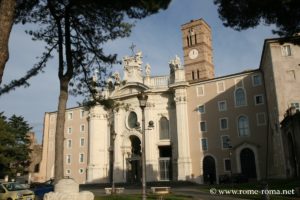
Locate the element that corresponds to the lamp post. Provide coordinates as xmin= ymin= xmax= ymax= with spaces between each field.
xmin=111 ymin=131 xmax=117 ymax=194
xmin=137 ymin=91 xmax=148 ymax=200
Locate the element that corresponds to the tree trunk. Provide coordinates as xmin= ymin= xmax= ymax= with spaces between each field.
xmin=0 ymin=0 xmax=16 ymax=85
xmin=54 ymin=78 xmax=69 ymax=182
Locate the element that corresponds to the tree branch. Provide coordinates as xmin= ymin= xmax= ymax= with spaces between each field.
xmin=0 ymin=44 xmax=57 ymax=96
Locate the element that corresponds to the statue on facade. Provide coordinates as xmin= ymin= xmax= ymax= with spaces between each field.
xmin=113 ymin=71 xmax=121 ymax=85
xmin=145 ymin=63 xmax=151 ymax=76
xmin=122 ymin=51 xmax=143 ymax=83
xmin=169 ymin=55 xmax=182 ymax=72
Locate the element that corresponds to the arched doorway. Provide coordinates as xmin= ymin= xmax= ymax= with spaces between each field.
xmin=203 ymin=156 xmax=216 ymax=184
xmin=126 ymin=135 xmax=141 ymax=183
xmin=240 ymin=148 xmax=257 ymax=179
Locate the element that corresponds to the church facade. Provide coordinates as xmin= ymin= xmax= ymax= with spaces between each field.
xmin=36 ymin=19 xmax=300 ymax=184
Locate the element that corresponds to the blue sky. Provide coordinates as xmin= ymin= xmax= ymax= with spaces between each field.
xmin=0 ymin=0 xmax=275 ymax=143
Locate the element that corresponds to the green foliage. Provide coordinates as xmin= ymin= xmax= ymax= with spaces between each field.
xmin=0 ymin=112 xmax=32 ymax=178
xmin=0 ymin=0 xmax=171 ymax=96
xmin=214 ymin=0 xmax=300 ymax=37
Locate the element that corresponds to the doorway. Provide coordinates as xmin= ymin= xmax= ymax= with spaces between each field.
xmin=126 ymin=135 xmax=141 ymax=183
xmin=203 ymin=155 xmax=216 ymax=184
xmin=159 ymin=146 xmax=172 ymax=181
xmin=240 ymin=148 xmax=257 ymax=179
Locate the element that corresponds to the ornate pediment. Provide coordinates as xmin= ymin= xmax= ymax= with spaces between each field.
xmin=110 ymin=83 xmax=149 ymax=98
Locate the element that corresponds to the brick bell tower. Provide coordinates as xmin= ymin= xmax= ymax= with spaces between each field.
xmin=181 ymin=19 xmax=214 ymax=81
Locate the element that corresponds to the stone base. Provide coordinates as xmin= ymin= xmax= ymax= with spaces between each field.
xmin=44 ymin=178 xmax=94 ymax=200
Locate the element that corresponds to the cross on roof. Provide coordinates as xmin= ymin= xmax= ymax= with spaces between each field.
xmin=129 ymin=42 xmax=136 ymax=56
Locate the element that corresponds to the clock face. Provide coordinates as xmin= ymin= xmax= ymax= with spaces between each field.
xmin=189 ymin=49 xmax=198 ymax=59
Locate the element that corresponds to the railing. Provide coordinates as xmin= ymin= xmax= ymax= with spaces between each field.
xmin=145 ymin=76 xmax=169 ymax=88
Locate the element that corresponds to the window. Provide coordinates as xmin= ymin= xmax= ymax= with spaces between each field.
xmin=79 ymin=168 xmax=84 ymax=174
xmin=198 ymin=105 xmax=205 ymax=114
xmin=67 ymin=112 xmax=73 ymax=120
xmin=252 ymin=74 xmax=262 ymax=86
xmin=159 ymin=158 xmax=171 ymax=181
xmin=67 ymin=127 xmax=72 ymax=134
xmin=192 ymin=71 xmax=195 ymax=80
xmin=235 ymin=78 xmax=244 ymax=88
xmin=224 ymin=159 xmax=231 ymax=172
xmin=255 ymin=95 xmax=264 ymax=105
xmin=67 ymin=139 xmax=72 ymax=148
xmin=218 ymin=101 xmax=227 ymax=111
xmin=197 ymin=85 xmax=205 ymax=96
xmin=159 ymin=117 xmax=170 ymax=140
xmin=201 ymin=138 xmax=208 ymax=151
xmin=235 ymin=88 xmax=246 ymax=107
xmin=286 ymin=70 xmax=296 ymax=81
xmin=221 ymin=135 xmax=230 ymax=149
xmin=80 ymin=110 xmax=85 ymax=118
xmin=66 ymin=155 xmax=71 ymax=164
xmin=217 ymin=81 xmax=225 ymax=93
xmin=238 ymin=116 xmax=250 ymax=136
xmin=80 ymin=138 xmax=85 ymax=147
xmin=220 ymin=118 xmax=228 ymax=130
xmin=256 ymin=113 xmax=266 ymax=126
xmin=34 ymin=164 xmax=40 ymax=173
xmin=128 ymin=111 xmax=137 ymax=129
xmin=187 ymin=36 xmax=190 ymax=47
xmin=66 ymin=169 xmax=71 ymax=175
xmin=281 ymin=45 xmax=292 ymax=56
xmin=79 ymin=153 xmax=84 ymax=163
xmin=291 ymin=102 xmax=300 ymax=111
xmin=200 ymin=121 xmax=207 ymax=132
xmin=80 ymin=124 xmax=85 ymax=132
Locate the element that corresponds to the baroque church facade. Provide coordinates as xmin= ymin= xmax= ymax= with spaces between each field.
xmin=35 ymin=19 xmax=300 ymax=184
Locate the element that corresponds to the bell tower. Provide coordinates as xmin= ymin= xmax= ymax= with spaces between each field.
xmin=181 ymin=19 xmax=214 ymax=81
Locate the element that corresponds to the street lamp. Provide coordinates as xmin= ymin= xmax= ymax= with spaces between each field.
xmin=111 ymin=131 xmax=117 ymax=194
xmin=137 ymin=91 xmax=148 ymax=200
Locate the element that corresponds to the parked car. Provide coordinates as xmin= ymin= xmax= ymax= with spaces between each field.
xmin=0 ymin=181 xmax=35 ymax=200
xmin=30 ymin=179 xmax=54 ymax=200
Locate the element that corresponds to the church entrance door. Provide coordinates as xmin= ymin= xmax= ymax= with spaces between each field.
xmin=126 ymin=135 xmax=142 ymax=183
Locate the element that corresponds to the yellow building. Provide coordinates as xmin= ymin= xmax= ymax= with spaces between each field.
xmin=35 ymin=19 xmax=298 ymax=184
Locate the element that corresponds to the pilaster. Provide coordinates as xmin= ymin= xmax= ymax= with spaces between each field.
xmin=174 ymin=88 xmax=192 ymax=180
xmin=87 ymin=105 xmax=109 ymax=183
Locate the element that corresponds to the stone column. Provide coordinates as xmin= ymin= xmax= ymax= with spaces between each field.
xmin=87 ymin=105 xmax=109 ymax=183
xmin=174 ymin=88 xmax=192 ymax=180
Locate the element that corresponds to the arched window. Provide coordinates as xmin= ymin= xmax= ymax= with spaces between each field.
xmin=238 ymin=116 xmax=250 ymax=136
xmin=192 ymin=71 xmax=195 ymax=80
xmin=235 ymin=88 xmax=246 ymax=106
xmin=34 ymin=164 xmax=40 ymax=173
xmin=189 ymin=35 xmax=193 ymax=46
xmin=128 ymin=111 xmax=137 ymax=129
xmin=159 ymin=117 xmax=169 ymax=140
xmin=197 ymin=70 xmax=200 ymax=79
xmin=187 ymin=36 xmax=190 ymax=47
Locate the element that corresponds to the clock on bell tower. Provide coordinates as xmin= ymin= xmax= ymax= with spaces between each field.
xmin=181 ymin=19 xmax=214 ymax=81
